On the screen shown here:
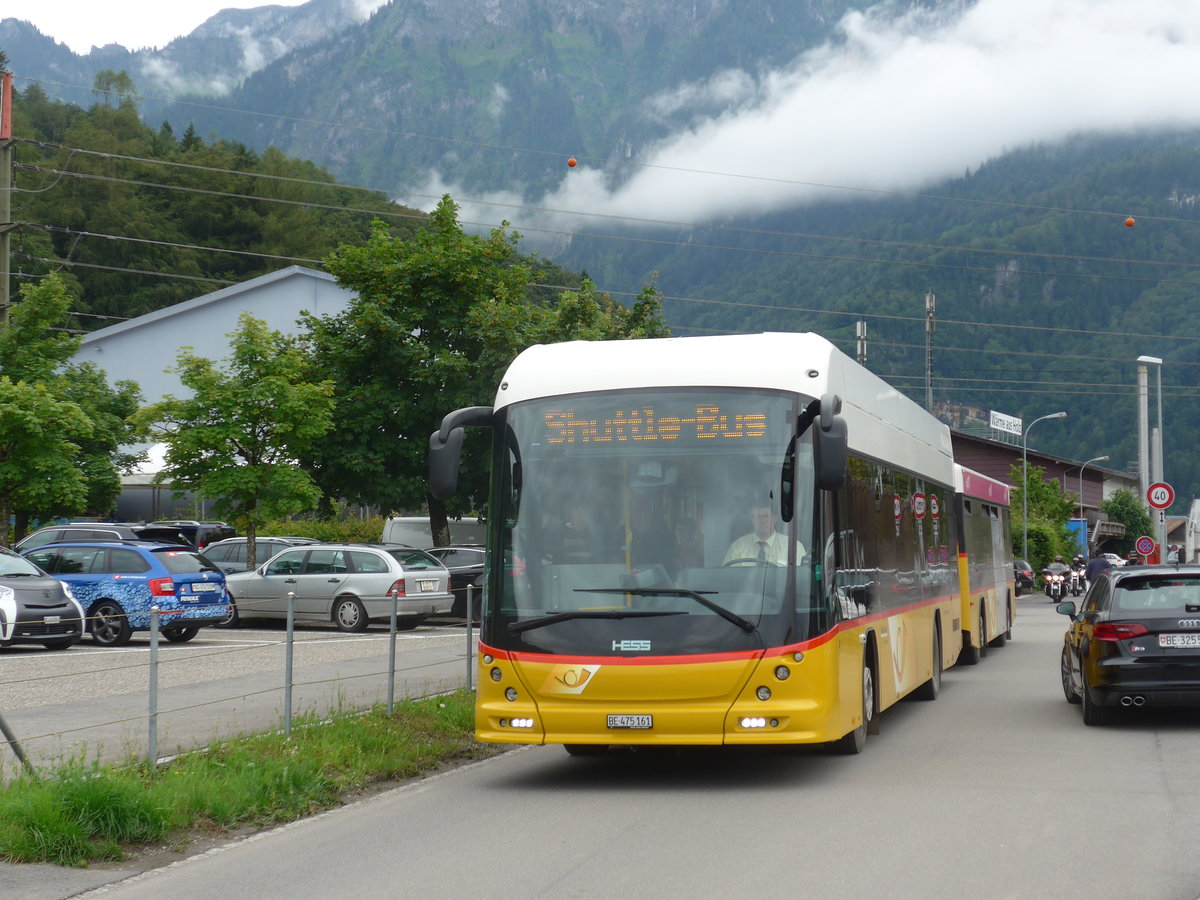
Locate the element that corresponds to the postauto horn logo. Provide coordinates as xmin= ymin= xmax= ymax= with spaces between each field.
xmin=542 ymin=665 xmax=601 ymax=695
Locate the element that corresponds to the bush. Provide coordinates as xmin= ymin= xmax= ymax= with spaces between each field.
xmin=257 ymin=514 xmax=387 ymax=543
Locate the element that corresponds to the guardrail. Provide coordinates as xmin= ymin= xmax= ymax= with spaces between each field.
xmin=0 ymin=586 xmax=477 ymax=775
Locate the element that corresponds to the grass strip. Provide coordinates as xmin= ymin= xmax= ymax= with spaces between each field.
xmin=0 ymin=690 xmax=482 ymax=867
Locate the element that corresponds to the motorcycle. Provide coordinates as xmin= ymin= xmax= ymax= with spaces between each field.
xmin=1069 ymin=567 xmax=1086 ymax=597
xmin=1043 ymin=568 xmax=1068 ymax=601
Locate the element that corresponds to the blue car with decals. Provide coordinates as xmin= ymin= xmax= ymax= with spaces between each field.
xmin=22 ymin=541 xmax=231 ymax=646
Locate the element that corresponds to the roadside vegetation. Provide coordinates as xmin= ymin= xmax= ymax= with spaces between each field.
xmin=0 ymin=690 xmax=484 ymax=867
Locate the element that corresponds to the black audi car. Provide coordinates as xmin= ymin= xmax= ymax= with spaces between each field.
xmin=0 ymin=545 xmax=84 ymax=651
xmin=1057 ymin=565 xmax=1200 ymax=725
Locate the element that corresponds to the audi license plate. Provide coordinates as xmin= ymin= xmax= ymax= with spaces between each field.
xmin=419 ymin=580 xmax=436 ymax=592
xmin=607 ymin=714 xmax=652 ymax=730
xmin=1159 ymin=633 xmax=1200 ymax=648
xmin=190 ymin=582 xmax=219 ymax=592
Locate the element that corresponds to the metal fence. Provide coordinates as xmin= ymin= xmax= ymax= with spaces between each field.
xmin=0 ymin=587 xmax=477 ymax=776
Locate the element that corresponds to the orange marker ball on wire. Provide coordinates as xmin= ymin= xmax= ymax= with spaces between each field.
xmin=1125 ymin=217 xmax=1135 ymax=227
xmin=567 ymin=157 xmax=577 ymax=168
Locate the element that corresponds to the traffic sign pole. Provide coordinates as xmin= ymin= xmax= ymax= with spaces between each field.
xmin=1147 ymin=483 xmax=1174 ymax=565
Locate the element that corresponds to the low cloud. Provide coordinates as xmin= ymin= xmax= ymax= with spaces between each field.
xmin=415 ymin=0 xmax=1200 ymax=237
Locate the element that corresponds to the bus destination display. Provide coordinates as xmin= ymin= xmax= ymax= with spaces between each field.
xmin=544 ymin=403 xmax=772 ymax=445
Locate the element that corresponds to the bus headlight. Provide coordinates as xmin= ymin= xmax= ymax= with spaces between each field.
xmin=774 ymin=665 xmax=790 ymax=680
xmin=490 ymin=667 xmax=503 ymax=682
xmin=756 ymin=686 xmax=772 ymax=701
xmin=740 ymin=717 xmax=768 ymax=728
xmin=505 ymin=687 xmax=518 ymax=701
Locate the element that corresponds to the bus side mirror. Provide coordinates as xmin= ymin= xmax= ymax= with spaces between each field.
xmin=815 ymin=393 xmax=847 ymax=491
xmin=428 ymin=406 xmax=494 ymax=500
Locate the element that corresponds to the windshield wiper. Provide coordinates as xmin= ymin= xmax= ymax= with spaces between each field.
xmin=575 ymin=587 xmax=756 ymax=634
xmin=509 ymin=608 xmax=685 ymax=635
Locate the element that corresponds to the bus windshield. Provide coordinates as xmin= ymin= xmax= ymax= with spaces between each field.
xmin=488 ymin=387 xmax=826 ymax=656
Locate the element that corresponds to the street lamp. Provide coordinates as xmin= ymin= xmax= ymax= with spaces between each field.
xmin=1078 ymin=455 xmax=1109 ymax=553
xmin=1023 ymin=411 xmax=1068 ymax=562
xmin=1138 ymin=355 xmax=1165 ymax=555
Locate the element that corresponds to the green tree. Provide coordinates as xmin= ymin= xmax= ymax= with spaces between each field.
xmin=308 ymin=196 xmax=670 ymax=546
xmin=1010 ymin=462 xmax=1076 ymax=570
xmin=305 ymin=196 xmax=537 ymax=542
xmin=1100 ymin=489 xmax=1153 ymax=559
xmin=0 ymin=378 xmax=92 ymax=546
xmin=132 ymin=314 xmax=335 ymax=568
xmin=0 ymin=275 xmax=141 ymax=539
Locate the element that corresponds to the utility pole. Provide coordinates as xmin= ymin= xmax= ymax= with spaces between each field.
xmin=1 ymin=69 xmax=13 ymax=328
xmin=924 ymin=290 xmax=935 ymax=412
xmin=856 ymin=319 xmax=867 ymax=366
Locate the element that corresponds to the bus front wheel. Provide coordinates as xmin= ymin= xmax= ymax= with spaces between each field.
xmin=830 ymin=658 xmax=874 ymax=755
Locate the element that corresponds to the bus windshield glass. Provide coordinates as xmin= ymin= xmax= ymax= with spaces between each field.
xmin=489 ymin=387 xmax=824 ymax=656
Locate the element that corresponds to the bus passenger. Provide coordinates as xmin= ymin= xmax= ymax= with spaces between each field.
xmin=723 ymin=504 xmax=805 ymax=566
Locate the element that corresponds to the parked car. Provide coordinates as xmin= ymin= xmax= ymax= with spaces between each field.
xmin=1101 ymin=552 xmax=1126 ymax=568
xmin=22 ymin=541 xmax=230 ymax=646
xmin=1056 ymin=565 xmax=1200 ymax=725
xmin=0 ymin=546 xmax=84 ymax=651
xmin=1013 ymin=559 xmax=1034 ymax=595
xmin=424 ymin=545 xmax=485 ymax=620
xmin=15 ymin=522 xmax=190 ymax=552
xmin=202 ymin=536 xmax=318 ymax=574
xmin=223 ymin=543 xmax=452 ymax=632
xmin=147 ymin=520 xmax=237 ymax=550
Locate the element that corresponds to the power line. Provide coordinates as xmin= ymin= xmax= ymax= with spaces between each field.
xmin=18 ymin=138 xmax=1200 ymax=278
xmin=18 ymin=76 xmax=1200 ymax=228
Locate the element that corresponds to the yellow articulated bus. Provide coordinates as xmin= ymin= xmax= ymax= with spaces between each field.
xmin=954 ymin=465 xmax=1016 ymax=666
xmin=430 ymin=332 xmax=986 ymax=755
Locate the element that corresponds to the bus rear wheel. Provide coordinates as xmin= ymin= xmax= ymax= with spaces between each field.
xmin=912 ymin=628 xmax=941 ymax=701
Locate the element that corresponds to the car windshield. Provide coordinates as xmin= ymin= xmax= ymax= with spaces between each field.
xmin=151 ymin=549 xmax=222 ymax=574
xmin=487 ymin=387 xmax=819 ymax=656
xmin=387 ymin=549 xmax=443 ymax=569
xmin=1116 ymin=576 xmax=1200 ymax=613
xmin=0 ymin=550 xmax=43 ymax=576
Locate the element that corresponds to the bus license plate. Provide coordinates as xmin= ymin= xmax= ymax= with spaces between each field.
xmin=419 ymin=580 xmax=436 ymax=592
xmin=607 ymin=714 xmax=652 ymax=729
xmin=1159 ymin=633 xmax=1200 ymax=648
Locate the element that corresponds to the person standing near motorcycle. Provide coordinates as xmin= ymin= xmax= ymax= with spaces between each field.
xmin=1084 ymin=548 xmax=1112 ymax=583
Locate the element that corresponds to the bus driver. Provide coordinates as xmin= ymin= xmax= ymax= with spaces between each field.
xmin=723 ymin=504 xmax=805 ymax=566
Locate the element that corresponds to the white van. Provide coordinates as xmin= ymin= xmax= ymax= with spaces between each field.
xmin=381 ymin=516 xmax=485 ymax=549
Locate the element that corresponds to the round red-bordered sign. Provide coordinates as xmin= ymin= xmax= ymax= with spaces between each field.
xmin=1147 ymin=482 xmax=1174 ymax=510
xmin=1135 ymin=535 xmax=1156 ymax=556
xmin=912 ymin=493 xmax=926 ymax=519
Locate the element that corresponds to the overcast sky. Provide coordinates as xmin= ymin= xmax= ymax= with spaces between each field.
xmin=13 ymin=1 xmax=311 ymax=54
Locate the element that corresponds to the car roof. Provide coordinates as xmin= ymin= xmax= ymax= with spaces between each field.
xmin=25 ymin=540 xmax=203 ymax=552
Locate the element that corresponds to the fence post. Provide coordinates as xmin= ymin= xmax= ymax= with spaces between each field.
xmin=148 ymin=606 xmax=159 ymax=766
xmin=466 ymin=584 xmax=474 ymax=691
xmin=0 ymin=711 xmax=33 ymax=776
xmin=387 ymin=590 xmax=397 ymax=715
xmin=284 ymin=591 xmax=295 ymax=737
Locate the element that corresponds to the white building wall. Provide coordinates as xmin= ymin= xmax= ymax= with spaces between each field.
xmin=75 ymin=266 xmax=355 ymax=403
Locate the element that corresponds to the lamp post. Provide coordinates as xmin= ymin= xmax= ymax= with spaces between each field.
xmin=1078 ymin=455 xmax=1109 ymax=554
xmin=1138 ymin=355 xmax=1165 ymax=556
xmin=1023 ymin=411 xmax=1068 ymax=562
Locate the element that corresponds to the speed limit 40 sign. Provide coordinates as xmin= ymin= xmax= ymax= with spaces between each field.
xmin=1147 ymin=482 xmax=1175 ymax=510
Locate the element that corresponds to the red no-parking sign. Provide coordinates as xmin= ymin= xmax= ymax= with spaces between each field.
xmin=1135 ymin=535 xmax=1156 ymax=556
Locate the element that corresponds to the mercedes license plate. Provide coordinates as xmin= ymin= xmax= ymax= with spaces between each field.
xmin=1159 ymin=633 xmax=1200 ymax=648
xmin=43 ymin=615 xmax=61 ymax=625
xmin=607 ymin=714 xmax=652 ymax=729
xmin=191 ymin=582 xmax=218 ymax=592
xmin=419 ymin=580 xmax=436 ymax=592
